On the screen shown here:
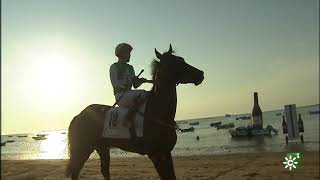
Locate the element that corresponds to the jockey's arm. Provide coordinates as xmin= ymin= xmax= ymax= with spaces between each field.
xmin=132 ymin=77 xmax=153 ymax=89
xmin=129 ymin=67 xmax=153 ymax=89
xmin=132 ymin=77 xmax=144 ymax=89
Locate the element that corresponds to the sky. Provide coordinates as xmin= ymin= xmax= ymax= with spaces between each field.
xmin=1 ymin=0 xmax=319 ymax=134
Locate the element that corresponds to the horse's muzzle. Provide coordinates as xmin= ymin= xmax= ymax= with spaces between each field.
xmin=194 ymin=71 xmax=204 ymax=86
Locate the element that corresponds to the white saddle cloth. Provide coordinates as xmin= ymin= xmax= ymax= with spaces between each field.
xmin=102 ymin=102 xmax=146 ymax=139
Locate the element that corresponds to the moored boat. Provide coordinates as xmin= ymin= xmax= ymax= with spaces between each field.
xmin=18 ymin=135 xmax=28 ymax=138
xmin=179 ymin=127 xmax=195 ymax=132
xmin=36 ymin=133 xmax=47 ymax=137
xmin=210 ymin=121 xmax=222 ymax=127
xmin=309 ymin=110 xmax=320 ymax=115
xmin=32 ymin=136 xmax=47 ymax=140
xmin=189 ymin=122 xmax=199 ymax=126
xmin=236 ymin=116 xmax=251 ymax=120
xmin=229 ymin=125 xmax=278 ymax=137
xmin=217 ymin=123 xmax=235 ymax=129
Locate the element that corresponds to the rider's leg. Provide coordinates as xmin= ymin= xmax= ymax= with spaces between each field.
xmin=115 ymin=90 xmax=149 ymax=141
xmin=115 ymin=90 xmax=141 ymax=141
xmin=127 ymin=108 xmax=137 ymax=141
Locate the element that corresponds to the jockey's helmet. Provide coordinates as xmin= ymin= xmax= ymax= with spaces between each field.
xmin=115 ymin=43 xmax=133 ymax=57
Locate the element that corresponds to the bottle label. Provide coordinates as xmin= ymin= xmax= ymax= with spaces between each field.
xmin=252 ymin=116 xmax=262 ymax=127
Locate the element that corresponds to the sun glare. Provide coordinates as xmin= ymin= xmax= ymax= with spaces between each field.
xmin=23 ymin=45 xmax=76 ymax=106
xmin=38 ymin=132 xmax=67 ymax=159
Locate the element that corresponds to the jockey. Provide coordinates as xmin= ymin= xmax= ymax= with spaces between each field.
xmin=109 ymin=43 xmax=151 ymax=141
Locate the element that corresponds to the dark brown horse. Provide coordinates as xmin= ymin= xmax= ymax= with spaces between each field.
xmin=65 ymin=45 xmax=204 ymax=180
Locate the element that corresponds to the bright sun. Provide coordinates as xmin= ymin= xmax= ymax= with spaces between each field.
xmin=24 ymin=46 xmax=75 ymax=105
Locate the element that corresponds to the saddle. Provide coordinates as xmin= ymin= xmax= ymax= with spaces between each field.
xmin=102 ymin=100 xmax=147 ymax=140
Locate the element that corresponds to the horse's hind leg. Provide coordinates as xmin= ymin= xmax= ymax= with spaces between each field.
xmin=148 ymin=152 xmax=176 ymax=180
xmin=69 ymin=148 xmax=94 ymax=180
xmin=96 ymin=145 xmax=111 ymax=180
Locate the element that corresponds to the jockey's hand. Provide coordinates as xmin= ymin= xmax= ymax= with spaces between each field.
xmin=133 ymin=77 xmax=151 ymax=88
xmin=133 ymin=77 xmax=144 ymax=88
xmin=131 ymin=76 xmax=140 ymax=83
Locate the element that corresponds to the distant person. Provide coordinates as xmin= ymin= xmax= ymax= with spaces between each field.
xmin=196 ymin=136 xmax=200 ymax=141
xmin=109 ymin=43 xmax=151 ymax=140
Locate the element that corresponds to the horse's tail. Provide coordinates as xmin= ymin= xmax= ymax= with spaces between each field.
xmin=65 ymin=115 xmax=78 ymax=178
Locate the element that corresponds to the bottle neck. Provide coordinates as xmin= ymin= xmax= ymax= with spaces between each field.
xmin=254 ymin=93 xmax=259 ymax=105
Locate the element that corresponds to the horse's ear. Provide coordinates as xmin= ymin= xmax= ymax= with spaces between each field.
xmin=168 ymin=44 xmax=173 ymax=54
xmin=155 ymin=48 xmax=162 ymax=59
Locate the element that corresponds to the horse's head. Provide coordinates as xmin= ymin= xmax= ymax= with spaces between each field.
xmin=152 ymin=44 xmax=204 ymax=86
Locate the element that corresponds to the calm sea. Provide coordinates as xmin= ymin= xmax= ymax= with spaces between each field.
xmin=1 ymin=104 xmax=319 ymax=160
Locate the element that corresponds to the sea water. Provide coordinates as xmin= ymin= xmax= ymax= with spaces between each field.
xmin=1 ymin=104 xmax=319 ymax=160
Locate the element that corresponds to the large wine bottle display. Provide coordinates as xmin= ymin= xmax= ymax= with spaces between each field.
xmin=251 ymin=92 xmax=263 ymax=129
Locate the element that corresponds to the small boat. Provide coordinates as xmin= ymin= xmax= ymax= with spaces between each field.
xmin=8 ymin=135 xmax=12 ymax=137
xmin=189 ymin=122 xmax=199 ymax=126
xmin=217 ymin=123 xmax=235 ymax=129
xmin=1 ymin=142 xmax=7 ymax=146
xmin=32 ymin=136 xmax=47 ymax=140
xmin=229 ymin=125 xmax=278 ymax=137
xmin=236 ymin=116 xmax=251 ymax=120
xmin=6 ymin=140 xmax=14 ymax=143
xmin=18 ymin=135 xmax=28 ymax=138
xmin=309 ymin=110 xmax=320 ymax=115
xmin=275 ymin=113 xmax=282 ymax=116
xmin=179 ymin=127 xmax=195 ymax=133
xmin=225 ymin=114 xmax=231 ymax=117
xmin=210 ymin=121 xmax=222 ymax=127
xmin=61 ymin=132 xmax=66 ymax=134
xmin=36 ymin=133 xmax=47 ymax=137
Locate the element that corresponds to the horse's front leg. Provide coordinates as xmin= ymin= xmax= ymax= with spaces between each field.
xmin=148 ymin=152 xmax=176 ymax=180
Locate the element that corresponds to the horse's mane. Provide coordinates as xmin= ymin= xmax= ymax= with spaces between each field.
xmin=150 ymin=59 xmax=160 ymax=81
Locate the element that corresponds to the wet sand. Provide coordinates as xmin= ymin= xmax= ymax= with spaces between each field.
xmin=1 ymin=151 xmax=319 ymax=180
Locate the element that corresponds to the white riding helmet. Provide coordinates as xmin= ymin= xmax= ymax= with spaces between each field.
xmin=115 ymin=43 xmax=133 ymax=57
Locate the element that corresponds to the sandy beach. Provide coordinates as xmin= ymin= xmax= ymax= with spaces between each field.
xmin=1 ymin=151 xmax=319 ymax=180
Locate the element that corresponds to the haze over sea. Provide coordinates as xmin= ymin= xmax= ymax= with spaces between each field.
xmin=1 ymin=104 xmax=319 ymax=160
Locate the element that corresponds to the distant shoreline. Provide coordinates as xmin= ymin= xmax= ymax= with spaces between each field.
xmin=176 ymin=103 xmax=320 ymax=122
xmin=2 ymin=104 xmax=319 ymax=136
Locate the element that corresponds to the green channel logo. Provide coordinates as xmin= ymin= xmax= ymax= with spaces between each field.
xmin=282 ymin=152 xmax=301 ymax=171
